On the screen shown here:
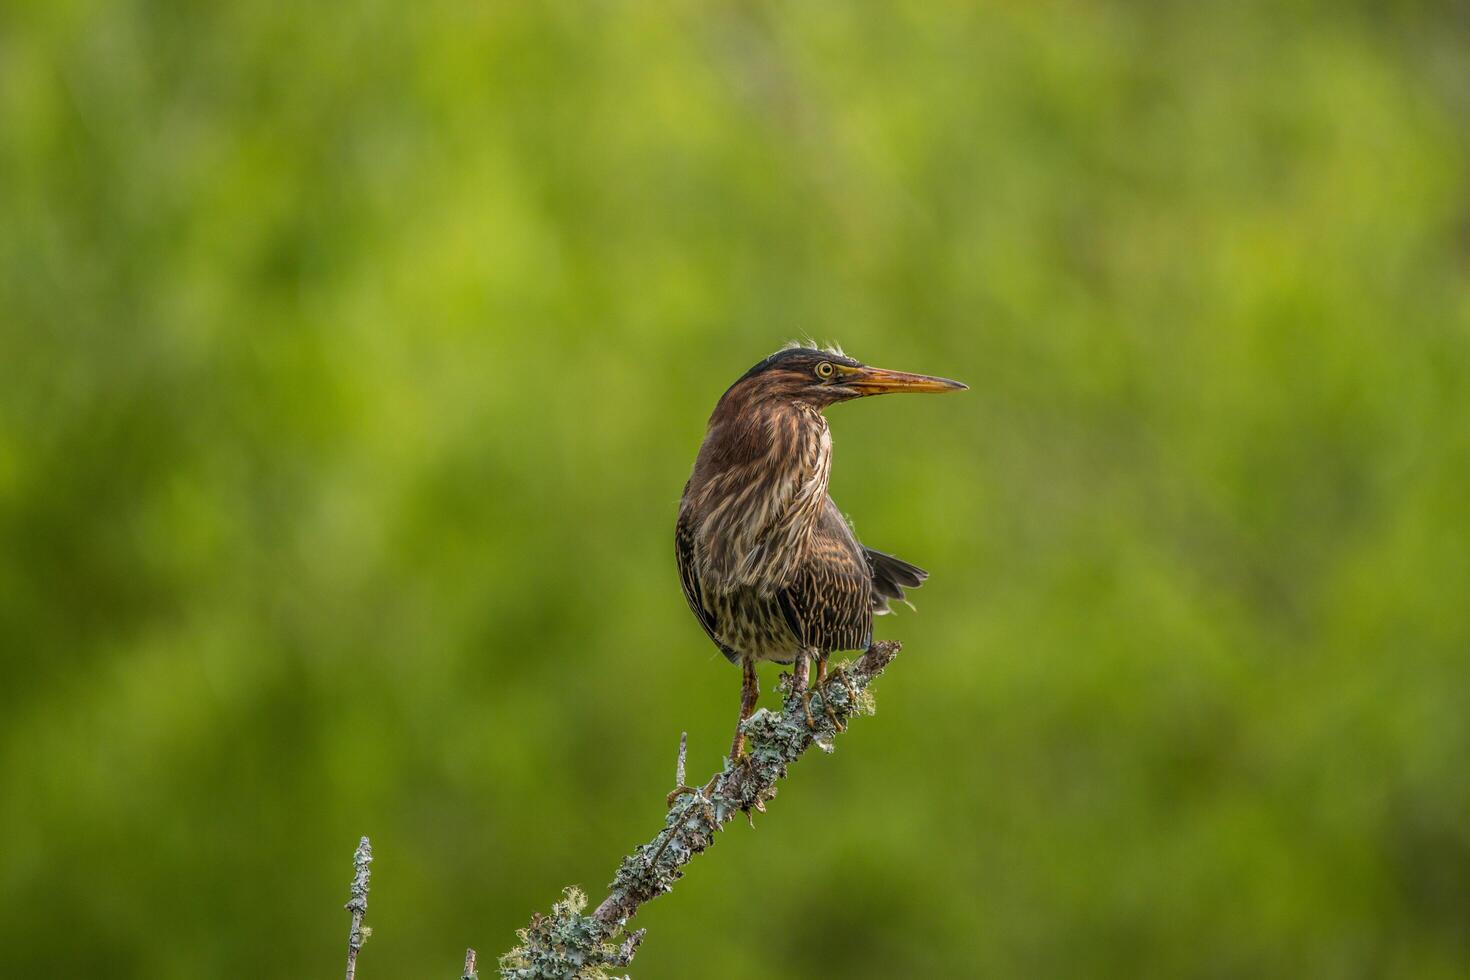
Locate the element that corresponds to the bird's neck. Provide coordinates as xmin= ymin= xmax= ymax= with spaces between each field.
xmin=701 ymin=394 xmax=819 ymax=462
xmin=687 ymin=400 xmax=832 ymax=591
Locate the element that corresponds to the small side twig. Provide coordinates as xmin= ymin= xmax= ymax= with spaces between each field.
xmin=675 ymin=732 xmax=688 ymax=788
xmin=344 ymin=836 xmax=373 ymax=980
xmin=462 ymin=947 xmax=479 ymax=980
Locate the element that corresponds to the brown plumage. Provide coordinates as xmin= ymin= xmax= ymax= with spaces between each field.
xmin=676 ymin=345 xmax=966 ymax=759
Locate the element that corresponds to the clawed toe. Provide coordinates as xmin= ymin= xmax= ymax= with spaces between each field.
xmin=823 ymin=697 xmax=844 ymax=732
xmin=801 ymin=692 xmax=817 ymax=729
xmin=666 ymin=785 xmax=698 ymax=808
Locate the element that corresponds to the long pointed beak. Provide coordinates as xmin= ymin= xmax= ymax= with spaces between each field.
xmin=846 ymin=365 xmax=968 ymax=396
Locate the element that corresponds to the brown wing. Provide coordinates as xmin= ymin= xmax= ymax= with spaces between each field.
xmin=778 ymin=499 xmax=873 ymax=654
xmin=675 ymin=508 xmax=739 ymax=663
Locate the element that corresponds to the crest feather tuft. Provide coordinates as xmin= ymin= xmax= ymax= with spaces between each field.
xmin=780 ymin=338 xmax=849 ymax=358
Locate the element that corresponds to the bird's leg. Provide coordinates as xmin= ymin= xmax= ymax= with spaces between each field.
xmin=815 ymin=653 xmax=844 ymax=732
xmin=791 ymin=648 xmax=816 ymax=728
xmin=669 ymin=662 xmax=760 ymax=809
xmin=728 ymin=658 xmax=759 ymax=761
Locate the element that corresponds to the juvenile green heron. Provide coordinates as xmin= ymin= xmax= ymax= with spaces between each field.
xmin=676 ymin=345 xmax=966 ymax=759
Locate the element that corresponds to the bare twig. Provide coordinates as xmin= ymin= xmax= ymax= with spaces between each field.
xmin=675 ymin=732 xmax=688 ymax=788
xmin=344 ymin=836 xmax=373 ymax=980
xmin=462 ymin=947 xmax=479 ymax=980
xmin=499 ymin=641 xmax=901 ymax=979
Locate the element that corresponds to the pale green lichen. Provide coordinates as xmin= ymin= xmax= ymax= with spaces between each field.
xmin=498 ymin=887 xmax=643 ymax=980
xmin=343 ymin=836 xmax=373 ymax=980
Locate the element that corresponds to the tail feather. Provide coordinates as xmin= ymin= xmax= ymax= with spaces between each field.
xmin=864 ymin=547 xmax=928 ymax=615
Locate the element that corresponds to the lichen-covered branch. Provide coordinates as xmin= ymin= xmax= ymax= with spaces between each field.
xmin=343 ymin=836 xmax=373 ymax=980
xmin=498 ymin=641 xmax=902 ymax=979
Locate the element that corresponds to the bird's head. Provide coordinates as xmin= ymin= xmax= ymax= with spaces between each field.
xmin=722 ymin=345 xmax=967 ymax=410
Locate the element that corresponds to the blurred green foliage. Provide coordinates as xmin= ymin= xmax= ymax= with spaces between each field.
xmin=3 ymin=1 xmax=1469 ymax=977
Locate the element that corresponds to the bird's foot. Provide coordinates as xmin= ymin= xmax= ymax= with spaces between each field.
xmin=828 ymin=666 xmax=857 ymax=730
xmin=800 ymin=691 xmax=817 ymax=729
xmin=669 ymin=766 xmax=729 ymax=810
xmin=821 ymin=692 xmax=844 ymax=732
xmin=665 ymin=785 xmax=699 ymax=809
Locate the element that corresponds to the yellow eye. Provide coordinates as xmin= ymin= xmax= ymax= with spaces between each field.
xmin=815 ymin=361 xmax=835 ymax=380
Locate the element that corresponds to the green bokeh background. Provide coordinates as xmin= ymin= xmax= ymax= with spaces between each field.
xmin=3 ymin=2 xmax=1469 ymax=977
